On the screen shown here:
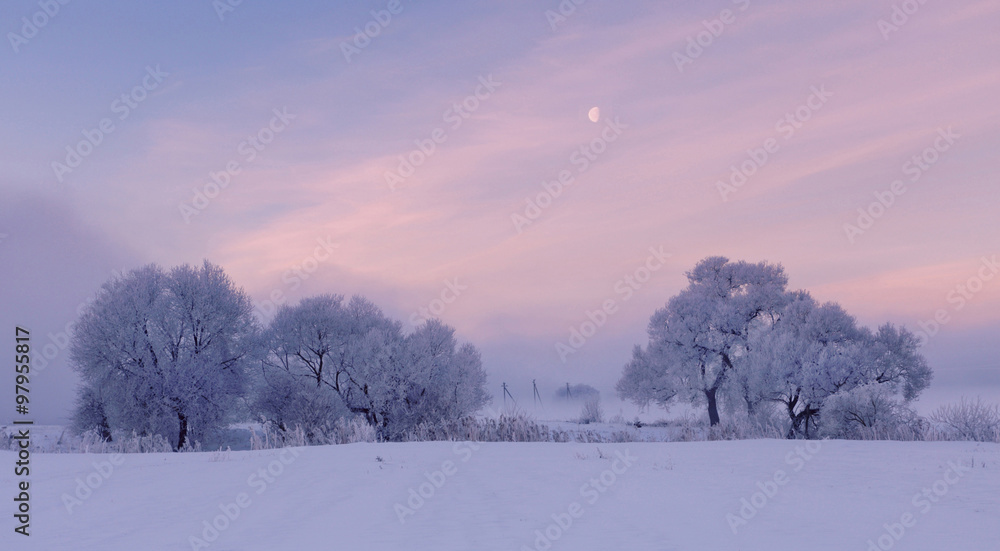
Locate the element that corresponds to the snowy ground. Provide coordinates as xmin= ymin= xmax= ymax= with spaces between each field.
xmin=3 ymin=439 xmax=999 ymax=550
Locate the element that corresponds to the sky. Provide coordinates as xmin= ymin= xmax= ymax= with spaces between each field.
xmin=1 ymin=0 xmax=998 ymax=425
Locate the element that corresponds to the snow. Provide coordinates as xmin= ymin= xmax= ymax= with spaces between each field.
xmin=4 ymin=439 xmax=999 ymax=550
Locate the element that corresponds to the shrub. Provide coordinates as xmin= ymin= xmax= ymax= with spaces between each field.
xmin=77 ymin=429 xmax=175 ymax=453
xmin=327 ymin=416 xmax=378 ymax=444
xmin=930 ymin=397 xmax=1000 ymax=442
xmin=250 ymin=424 xmax=308 ymax=450
xmin=578 ymin=396 xmax=604 ymax=424
xmin=710 ymin=410 xmax=787 ymax=440
xmin=820 ymin=384 xmax=924 ymax=440
xmin=400 ymin=412 xmax=553 ymax=442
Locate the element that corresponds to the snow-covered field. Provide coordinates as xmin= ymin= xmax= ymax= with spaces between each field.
xmin=4 ymin=439 xmax=999 ymax=551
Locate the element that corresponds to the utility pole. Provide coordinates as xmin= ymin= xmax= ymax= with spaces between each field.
xmin=502 ymin=382 xmax=516 ymax=409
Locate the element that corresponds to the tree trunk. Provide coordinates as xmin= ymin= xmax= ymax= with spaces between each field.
xmin=787 ymin=406 xmax=819 ymax=439
xmin=787 ymin=414 xmax=802 ymax=439
xmin=98 ymin=410 xmax=112 ymax=441
xmin=177 ymin=411 xmax=188 ymax=451
xmin=705 ymin=388 xmax=720 ymax=426
xmin=785 ymin=395 xmax=800 ymax=439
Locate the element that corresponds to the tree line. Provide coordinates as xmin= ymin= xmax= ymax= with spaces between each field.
xmin=69 ymin=256 xmax=934 ymax=449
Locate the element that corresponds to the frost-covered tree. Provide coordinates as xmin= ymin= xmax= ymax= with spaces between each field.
xmin=265 ymin=294 xmax=351 ymax=388
xmin=615 ymin=345 xmax=677 ymax=411
xmin=252 ymin=295 xmax=490 ymax=440
xmin=734 ymin=292 xmax=931 ymax=438
xmin=859 ymin=323 xmax=933 ymax=402
xmin=618 ymin=257 xmax=788 ymax=425
xmin=249 ymin=364 xmax=349 ymax=442
xmin=617 ymin=257 xmax=932 ymax=436
xmin=748 ymin=293 xmax=869 ymax=437
xmin=70 ymin=261 xmax=257 ymax=449
xmin=70 ymin=384 xmax=112 ymax=441
xmin=398 ymin=319 xmax=490 ymax=427
xmin=253 ymin=295 xmax=396 ymax=434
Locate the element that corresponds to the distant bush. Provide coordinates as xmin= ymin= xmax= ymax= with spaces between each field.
xmin=578 ymin=396 xmax=604 ymax=424
xmin=555 ymin=384 xmax=599 ymax=401
xmin=930 ymin=397 xmax=1000 ymax=442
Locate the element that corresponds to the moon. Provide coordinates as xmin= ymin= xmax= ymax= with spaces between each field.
xmin=587 ymin=107 xmax=600 ymax=123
